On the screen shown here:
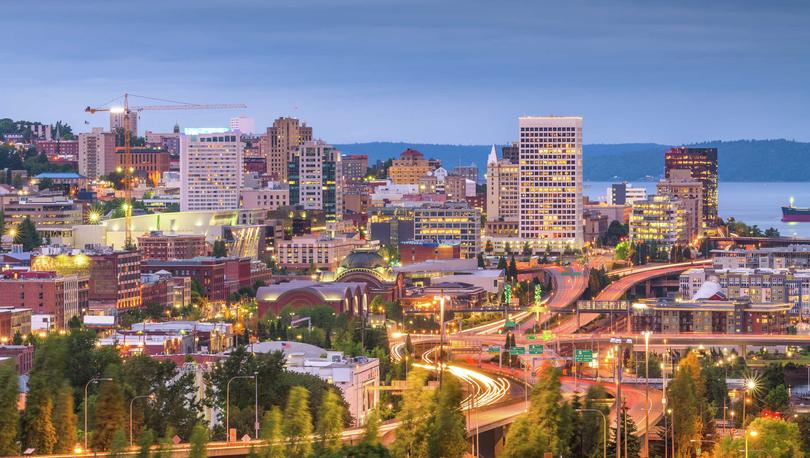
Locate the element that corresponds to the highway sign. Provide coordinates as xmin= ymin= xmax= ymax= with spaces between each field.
xmin=528 ymin=344 xmax=544 ymax=355
xmin=542 ymin=330 xmax=554 ymax=341
xmin=509 ymin=346 xmax=526 ymax=355
xmin=487 ymin=345 xmax=501 ymax=353
xmin=526 ymin=334 xmax=537 ymax=340
xmin=575 ymin=349 xmax=593 ymax=363
xmin=505 ymin=320 xmax=516 ymax=328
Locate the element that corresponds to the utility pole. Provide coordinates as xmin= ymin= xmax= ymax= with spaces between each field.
xmin=610 ymin=336 xmax=633 ymax=458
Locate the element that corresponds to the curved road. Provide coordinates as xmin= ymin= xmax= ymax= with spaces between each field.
xmin=596 ymin=261 xmax=710 ymax=301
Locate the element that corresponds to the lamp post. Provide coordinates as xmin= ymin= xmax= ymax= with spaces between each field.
xmin=745 ymin=429 xmax=758 ymax=458
xmin=642 ymin=330 xmax=651 ymax=457
xmin=129 ymin=393 xmax=156 ymax=446
xmin=226 ymin=373 xmax=258 ymax=442
xmin=84 ymin=377 xmax=113 ymax=450
xmin=609 ymin=336 xmax=633 ymax=458
xmin=743 ymin=379 xmax=757 ymax=427
xmin=577 ymin=408 xmax=607 ymax=458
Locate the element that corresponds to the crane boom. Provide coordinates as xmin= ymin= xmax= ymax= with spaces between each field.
xmin=84 ymin=93 xmax=246 ymax=249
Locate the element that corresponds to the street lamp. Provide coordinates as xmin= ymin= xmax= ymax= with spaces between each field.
xmin=84 ymin=377 xmax=113 ymax=450
xmin=129 ymin=393 xmax=156 ymax=446
xmin=641 ymin=330 xmax=652 ymax=456
xmin=609 ymin=336 xmax=633 ymax=458
xmin=226 ymin=373 xmax=258 ymax=442
xmin=745 ymin=429 xmax=758 ymax=458
xmin=577 ymin=408 xmax=607 ymax=458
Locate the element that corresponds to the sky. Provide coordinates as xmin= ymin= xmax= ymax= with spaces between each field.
xmin=3 ymin=0 xmax=810 ymax=145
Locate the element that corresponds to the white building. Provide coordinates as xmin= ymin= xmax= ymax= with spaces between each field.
xmin=606 ymin=182 xmax=648 ymax=206
xmin=289 ymin=140 xmax=343 ymax=222
xmin=486 ymin=145 xmax=519 ymax=222
xmin=229 ymin=116 xmax=256 ymax=135
xmin=78 ymin=128 xmax=116 ymax=180
xmin=110 ymin=111 xmax=138 ymax=138
xmin=180 ymin=128 xmax=243 ymax=211
xmin=251 ymin=341 xmax=379 ymax=426
xmin=241 ymin=183 xmax=289 ymax=211
xmin=518 ymin=116 xmax=583 ymax=249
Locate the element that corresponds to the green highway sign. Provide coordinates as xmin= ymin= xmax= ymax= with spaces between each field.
xmin=509 ymin=346 xmax=526 ymax=355
xmin=505 ymin=320 xmax=516 ymax=328
xmin=526 ymin=334 xmax=537 ymax=340
xmin=487 ymin=345 xmax=501 ymax=353
xmin=575 ymin=349 xmax=593 ymax=363
xmin=542 ymin=330 xmax=554 ymax=341
xmin=528 ymin=344 xmax=544 ymax=355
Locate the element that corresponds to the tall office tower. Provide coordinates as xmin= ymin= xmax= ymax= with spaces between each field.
xmin=451 ymin=164 xmax=479 ymax=183
xmin=342 ymin=154 xmax=368 ymax=182
xmin=518 ymin=116 xmax=583 ymax=248
xmin=78 ymin=128 xmax=116 ymax=180
xmin=486 ymin=145 xmax=519 ymax=222
xmin=264 ymin=117 xmax=313 ymax=181
xmin=657 ymin=169 xmax=704 ymax=241
xmin=288 ymin=140 xmax=343 ymax=223
xmin=180 ymin=128 xmax=243 ymax=211
xmin=110 ymin=111 xmax=138 ymax=138
xmin=664 ymin=147 xmax=718 ymax=227
xmin=229 ymin=116 xmax=256 ymax=134
xmin=501 ymin=142 xmax=520 ymax=163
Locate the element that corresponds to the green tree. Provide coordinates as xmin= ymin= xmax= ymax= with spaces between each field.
xmin=283 ymin=386 xmax=313 ymax=458
xmin=0 ymin=364 xmax=19 ymax=456
xmin=763 ymin=384 xmax=790 ymax=412
xmin=316 ymin=389 xmax=346 ymax=453
xmin=746 ymin=417 xmax=802 ymax=458
xmin=361 ymin=408 xmax=381 ymax=446
xmin=155 ymin=426 xmax=175 ymax=458
xmin=522 ymin=241 xmax=532 ymax=257
xmin=477 ymin=252 xmax=485 ymax=268
xmin=260 ymin=406 xmax=284 ymax=458
xmin=427 ymin=377 xmax=467 ymax=458
xmin=189 ymin=423 xmax=209 ymax=458
xmin=53 ymin=383 xmax=78 ymax=453
xmin=14 ymin=216 xmax=42 ymax=251
xmin=667 ymin=351 xmax=704 ymax=456
xmin=109 ymin=429 xmax=128 ymax=458
xmin=137 ymin=429 xmax=154 ymax=458
xmin=93 ymin=379 xmax=127 ymax=451
xmin=391 ymin=370 xmax=435 ymax=458
xmin=508 ymin=255 xmax=518 ymax=281
xmin=607 ymin=403 xmax=641 ymax=458
xmin=212 ymin=240 xmax=227 ymax=258
xmin=26 ymin=392 xmax=57 ymax=454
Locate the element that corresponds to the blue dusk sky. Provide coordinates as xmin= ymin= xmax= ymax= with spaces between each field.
xmin=2 ymin=0 xmax=810 ymax=144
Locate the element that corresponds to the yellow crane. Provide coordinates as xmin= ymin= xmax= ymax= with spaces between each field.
xmin=85 ymin=93 xmax=246 ymax=248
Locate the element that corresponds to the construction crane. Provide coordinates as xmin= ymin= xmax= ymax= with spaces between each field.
xmin=85 ymin=93 xmax=247 ymax=248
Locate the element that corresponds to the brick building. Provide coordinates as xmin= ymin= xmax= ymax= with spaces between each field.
xmin=87 ymin=249 xmax=142 ymax=311
xmin=137 ymin=231 xmax=207 ymax=261
xmin=0 ymin=271 xmax=82 ymax=329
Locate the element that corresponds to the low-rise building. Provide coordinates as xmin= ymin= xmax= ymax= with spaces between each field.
xmin=0 ymin=307 xmax=31 ymax=341
xmin=629 ymin=195 xmax=688 ymax=248
xmin=632 ymin=296 xmax=791 ymax=334
xmin=240 ymin=184 xmax=290 ymax=211
xmin=256 ymin=281 xmax=368 ymax=317
xmin=0 ymin=345 xmax=34 ymax=375
xmin=137 ymin=231 xmax=207 ymax=261
xmin=413 ymin=202 xmax=480 ymax=259
xmin=87 ymin=247 xmax=142 ymax=311
xmin=276 ymin=234 xmax=369 ymax=271
xmin=0 ymin=271 xmax=82 ymax=330
xmin=398 ymin=240 xmax=461 ymax=264
xmin=3 ymin=194 xmax=82 ymax=245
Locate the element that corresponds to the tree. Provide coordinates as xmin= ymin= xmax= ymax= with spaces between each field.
xmin=522 ymin=241 xmax=532 ymax=257
xmin=0 ymin=364 xmax=19 ymax=456
xmin=189 ymin=423 xmax=209 ymax=458
xmin=508 ymin=255 xmax=518 ymax=282
xmin=667 ymin=352 xmax=704 ymax=456
xmin=93 ymin=379 xmax=127 ymax=451
xmin=477 ymin=252 xmax=485 ymax=268
xmin=316 ymin=389 xmax=346 ymax=453
xmin=137 ymin=429 xmax=154 ymax=458
xmin=283 ymin=386 xmax=313 ymax=458
xmin=745 ymin=417 xmax=803 ymax=458
xmin=53 ymin=383 xmax=78 ymax=453
xmin=484 ymin=239 xmax=494 ymax=254
xmin=763 ymin=384 xmax=790 ymax=412
xmin=14 ymin=216 xmax=42 ymax=251
xmin=427 ymin=377 xmax=467 ymax=458
xmin=155 ymin=426 xmax=175 ymax=458
xmin=26 ymin=392 xmax=57 ymax=454
xmin=260 ymin=406 xmax=285 ymax=458
xmin=212 ymin=240 xmax=227 ymax=258
xmin=109 ymin=429 xmax=128 ymax=458
xmin=391 ymin=370 xmax=435 ymax=458
xmin=607 ymin=402 xmax=641 ymax=458
xmin=361 ymin=408 xmax=381 ymax=446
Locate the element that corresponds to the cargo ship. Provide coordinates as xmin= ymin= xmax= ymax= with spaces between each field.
xmin=782 ymin=197 xmax=810 ymax=222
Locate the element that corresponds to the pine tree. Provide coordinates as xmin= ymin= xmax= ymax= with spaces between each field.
xmin=0 ymin=364 xmax=19 ymax=456
xmin=282 ymin=386 xmax=313 ymax=458
xmin=391 ymin=370 xmax=435 ymax=458
xmin=212 ymin=240 xmax=227 ymax=258
xmin=109 ymin=429 xmax=128 ymax=458
xmin=508 ymin=255 xmax=518 ymax=281
xmin=316 ymin=389 xmax=345 ymax=453
xmin=427 ymin=377 xmax=467 ymax=458
xmin=260 ymin=406 xmax=284 ymax=458
xmin=477 ymin=252 xmax=485 ymax=268
xmin=27 ymin=392 xmax=57 ymax=454
xmin=189 ymin=423 xmax=208 ymax=458
xmin=137 ymin=429 xmax=154 ymax=458
xmin=606 ymin=403 xmax=641 ymax=458
xmin=361 ymin=408 xmax=381 ymax=446
xmin=93 ymin=380 xmax=126 ymax=451
xmin=53 ymin=383 xmax=77 ymax=453
xmin=14 ymin=216 xmax=42 ymax=251
xmin=154 ymin=426 xmax=175 ymax=458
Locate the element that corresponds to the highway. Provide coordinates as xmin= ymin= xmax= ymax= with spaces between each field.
xmin=596 ymin=260 xmax=711 ymax=301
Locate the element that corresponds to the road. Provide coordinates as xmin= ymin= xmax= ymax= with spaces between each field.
xmin=596 ymin=260 xmax=711 ymax=301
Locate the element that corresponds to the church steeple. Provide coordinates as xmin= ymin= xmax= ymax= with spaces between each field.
xmin=487 ymin=144 xmax=498 ymax=164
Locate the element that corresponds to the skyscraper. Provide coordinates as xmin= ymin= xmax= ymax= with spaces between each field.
xmin=78 ymin=128 xmax=116 ymax=180
xmin=180 ymin=128 xmax=243 ymax=211
xmin=518 ymin=116 xmax=583 ymax=248
xmin=288 ymin=140 xmax=343 ymax=223
xmin=486 ymin=145 xmax=519 ymax=222
xmin=264 ymin=117 xmax=312 ymax=181
xmin=229 ymin=116 xmax=256 ymax=134
xmin=109 ymin=111 xmax=138 ymax=138
xmin=664 ymin=147 xmax=718 ymax=227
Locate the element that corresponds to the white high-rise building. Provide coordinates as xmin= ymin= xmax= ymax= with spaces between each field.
xmin=78 ymin=128 xmax=116 ymax=180
xmin=110 ymin=111 xmax=138 ymax=138
xmin=518 ymin=116 xmax=583 ymax=248
xmin=229 ymin=116 xmax=256 ymax=135
xmin=180 ymin=128 xmax=243 ymax=211
xmin=486 ymin=145 xmax=519 ymax=222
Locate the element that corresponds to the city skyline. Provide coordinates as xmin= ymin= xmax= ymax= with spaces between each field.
xmin=4 ymin=0 xmax=810 ymax=144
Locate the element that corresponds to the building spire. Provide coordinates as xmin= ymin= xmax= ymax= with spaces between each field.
xmin=487 ymin=144 xmax=498 ymax=164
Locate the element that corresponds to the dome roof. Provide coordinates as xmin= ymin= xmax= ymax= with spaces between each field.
xmin=340 ymin=251 xmax=388 ymax=270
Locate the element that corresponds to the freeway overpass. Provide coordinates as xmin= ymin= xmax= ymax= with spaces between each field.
xmin=596 ymin=260 xmax=711 ymax=301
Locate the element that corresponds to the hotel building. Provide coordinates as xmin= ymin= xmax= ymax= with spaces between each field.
xmin=180 ymin=128 xmax=243 ymax=211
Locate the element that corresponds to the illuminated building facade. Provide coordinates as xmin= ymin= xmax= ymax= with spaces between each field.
xmin=180 ymin=129 xmax=243 ymax=211
xmin=518 ymin=116 xmax=583 ymax=249
xmin=657 ymin=169 xmax=703 ymax=240
xmin=264 ymin=117 xmax=312 ymax=181
xmin=413 ymin=202 xmax=480 ymax=259
xmin=288 ymin=140 xmax=343 ymax=223
xmin=664 ymin=146 xmax=718 ymax=227
xmin=4 ymin=194 xmax=82 ymax=246
xmin=78 ymin=128 xmax=116 ymax=180
xmin=629 ymin=195 xmax=688 ymax=248
xmin=485 ymin=145 xmax=519 ymax=223
xmin=388 ymin=149 xmax=437 ymax=185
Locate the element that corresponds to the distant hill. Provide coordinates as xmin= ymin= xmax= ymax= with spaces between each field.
xmin=333 ymin=139 xmax=810 ymax=182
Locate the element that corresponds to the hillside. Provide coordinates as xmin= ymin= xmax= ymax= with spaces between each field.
xmin=333 ymin=139 xmax=810 ymax=182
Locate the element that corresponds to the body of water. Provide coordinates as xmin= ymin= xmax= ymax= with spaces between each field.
xmin=584 ymin=181 xmax=810 ymax=238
